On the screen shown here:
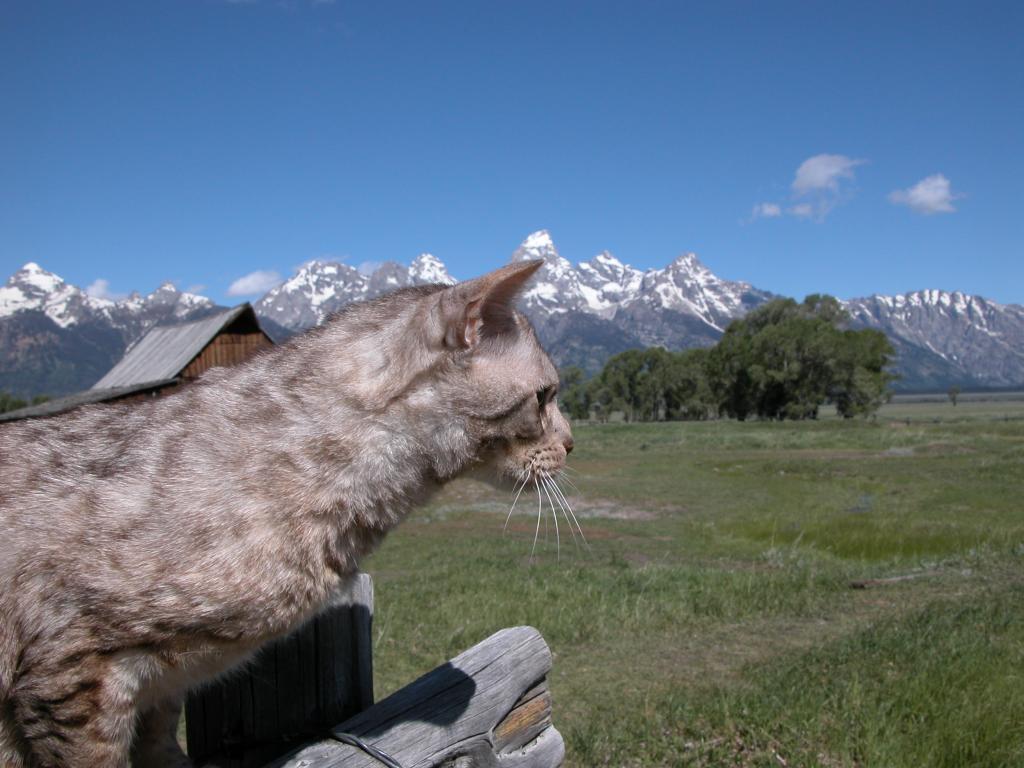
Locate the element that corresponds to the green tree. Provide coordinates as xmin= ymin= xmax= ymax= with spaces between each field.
xmin=585 ymin=347 xmax=717 ymax=422
xmin=829 ymin=329 xmax=895 ymax=418
xmin=663 ymin=348 xmax=714 ymax=420
xmin=0 ymin=392 xmax=49 ymax=414
xmin=0 ymin=391 xmax=28 ymax=414
xmin=593 ymin=349 xmax=647 ymax=421
xmin=709 ymin=295 xmax=894 ymax=420
xmin=558 ymin=366 xmax=591 ymax=420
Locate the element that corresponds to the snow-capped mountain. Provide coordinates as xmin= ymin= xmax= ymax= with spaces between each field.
xmin=0 ymin=264 xmax=219 ymax=397
xmin=510 ymin=230 xmax=769 ymax=329
xmin=2 ymin=233 xmax=1023 ymax=398
xmin=255 ymin=253 xmax=454 ymax=329
xmin=0 ymin=262 xmax=214 ymax=330
xmin=246 ymin=230 xmax=776 ymax=372
xmin=504 ymin=230 xmax=774 ymax=365
xmin=845 ymin=290 xmax=1024 ymax=390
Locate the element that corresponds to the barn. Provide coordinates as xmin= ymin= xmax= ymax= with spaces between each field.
xmin=0 ymin=303 xmax=273 ymax=422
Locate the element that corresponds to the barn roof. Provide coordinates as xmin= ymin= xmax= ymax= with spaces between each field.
xmin=0 ymin=379 xmax=178 ymax=423
xmin=92 ymin=304 xmax=255 ymax=390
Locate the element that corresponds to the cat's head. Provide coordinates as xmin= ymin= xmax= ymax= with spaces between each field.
xmin=323 ymin=260 xmax=572 ymax=483
xmin=426 ymin=260 xmax=574 ymax=482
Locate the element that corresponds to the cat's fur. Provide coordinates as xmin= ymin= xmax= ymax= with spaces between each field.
xmin=0 ymin=260 xmax=573 ymax=767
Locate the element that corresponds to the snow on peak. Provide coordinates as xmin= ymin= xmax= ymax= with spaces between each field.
xmin=575 ymin=250 xmax=644 ymax=314
xmin=509 ymin=231 xmax=587 ymax=314
xmin=668 ymin=252 xmax=710 ymax=274
xmin=0 ymin=262 xmax=223 ymax=329
xmin=409 ymin=253 xmax=454 ymax=285
xmin=850 ymin=288 xmax=1006 ymax=320
xmin=0 ymin=262 xmax=85 ymax=326
xmin=513 ymin=230 xmax=574 ymax=273
xmin=594 ymin=250 xmax=624 ymax=268
xmin=177 ymin=290 xmax=214 ymax=310
xmin=12 ymin=262 xmax=66 ymax=293
xmin=522 ymin=230 xmax=554 ymax=250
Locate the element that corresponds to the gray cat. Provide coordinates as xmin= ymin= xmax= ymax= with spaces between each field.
xmin=0 ymin=260 xmax=574 ymax=767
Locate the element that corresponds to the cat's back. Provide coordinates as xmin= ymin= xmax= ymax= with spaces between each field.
xmin=0 ymin=401 xmax=150 ymax=542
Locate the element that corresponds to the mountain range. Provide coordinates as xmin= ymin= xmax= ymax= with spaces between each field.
xmin=2 ymin=231 xmax=1023 ymax=399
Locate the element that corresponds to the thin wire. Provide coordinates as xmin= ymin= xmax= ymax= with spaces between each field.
xmin=331 ymin=732 xmax=405 ymax=768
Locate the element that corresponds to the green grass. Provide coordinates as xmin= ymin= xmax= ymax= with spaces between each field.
xmin=364 ymin=403 xmax=1024 ymax=767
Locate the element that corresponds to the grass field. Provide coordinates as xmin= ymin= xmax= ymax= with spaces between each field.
xmin=364 ymin=399 xmax=1024 ymax=767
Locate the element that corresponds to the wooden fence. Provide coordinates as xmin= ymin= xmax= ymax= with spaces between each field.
xmin=185 ymin=574 xmax=563 ymax=768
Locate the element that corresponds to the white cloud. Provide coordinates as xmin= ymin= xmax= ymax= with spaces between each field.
xmin=186 ymin=284 xmax=207 ymax=295
xmin=751 ymin=202 xmax=782 ymax=219
xmin=792 ymin=154 xmax=865 ymax=194
xmin=748 ymin=153 xmax=866 ymax=223
xmin=357 ymin=260 xmax=382 ymax=276
xmin=888 ymin=173 xmax=960 ymax=215
xmin=227 ymin=270 xmax=282 ymax=297
xmin=85 ymin=278 xmax=126 ymax=301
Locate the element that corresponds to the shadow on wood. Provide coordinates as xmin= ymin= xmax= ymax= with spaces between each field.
xmin=268 ymin=626 xmax=563 ymax=768
xmin=185 ymin=575 xmax=563 ymax=767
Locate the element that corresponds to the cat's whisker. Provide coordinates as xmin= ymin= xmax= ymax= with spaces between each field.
xmin=550 ymin=478 xmax=583 ymax=552
xmin=530 ymin=477 xmax=543 ymax=562
xmin=542 ymin=474 xmax=578 ymax=552
xmin=539 ymin=475 xmax=561 ymax=561
xmin=548 ymin=473 xmax=589 ymax=549
xmin=503 ymin=474 xmax=530 ymax=533
xmin=555 ymin=469 xmax=581 ymax=494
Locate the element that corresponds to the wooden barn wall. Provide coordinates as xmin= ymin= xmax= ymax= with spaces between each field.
xmin=180 ymin=332 xmax=273 ymax=381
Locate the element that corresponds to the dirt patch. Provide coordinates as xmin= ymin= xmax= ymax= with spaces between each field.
xmin=882 ymin=446 xmax=915 ymax=457
xmin=570 ymin=497 xmax=660 ymax=521
xmin=424 ymin=478 xmax=662 ymax=521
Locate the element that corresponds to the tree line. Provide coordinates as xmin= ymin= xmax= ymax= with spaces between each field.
xmin=0 ymin=391 xmax=49 ymax=415
xmin=560 ymin=295 xmax=896 ymax=421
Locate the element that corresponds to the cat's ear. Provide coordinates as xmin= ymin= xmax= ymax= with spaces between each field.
xmin=437 ymin=260 xmax=543 ymax=349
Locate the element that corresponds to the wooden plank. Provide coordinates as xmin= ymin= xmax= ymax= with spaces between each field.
xmin=315 ymin=605 xmax=348 ymax=722
xmin=349 ymin=574 xmax=374 ymax=711
xmin=186 ymin=573 xmax=375 ymax=767
xmin=250 ymin=657 xmax=279 ymax=750
xmin=296 ymin=614 xmax=318 ymax=730
xmin=268 ymin=626 xmax=563 ymax=768
xmin=221 ymin=673 xmax=243 ymax=760
xmin=274 ymin=633 xmax=303 ymax=739
xmin=493 ymin=683 xmax=552 ymax=753
xmin=184 ymin=686 xmax=206 ymax=758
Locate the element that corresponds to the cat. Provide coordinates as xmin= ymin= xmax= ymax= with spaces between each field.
xmin=0 ymin=259 xmax=574 ymax=767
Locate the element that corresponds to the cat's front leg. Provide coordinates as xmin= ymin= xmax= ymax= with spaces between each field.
xmin=0 ymin=699 xmax=28 ymax=768
xmin=131 ymin=696 xmax=192 ymax=768
xmin=12 ymin=661 xmax=136 ymax=768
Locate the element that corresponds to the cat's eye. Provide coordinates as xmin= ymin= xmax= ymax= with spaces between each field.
xmin=537 ymin=386 xmax=555 ymax=407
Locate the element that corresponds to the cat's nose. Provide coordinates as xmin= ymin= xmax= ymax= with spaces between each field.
xmin=563 ymin=437 xmax=574 ymax=454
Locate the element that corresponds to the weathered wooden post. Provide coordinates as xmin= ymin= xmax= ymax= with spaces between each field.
xmin=268 ymin=626 xmax=564 ymax=768
xmin=186 ymin=573 xmax=563 ymax=767
xmin=185 ymin=574 xmax=374 ymax=767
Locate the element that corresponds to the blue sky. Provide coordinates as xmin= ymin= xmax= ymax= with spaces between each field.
xmin=1 ymin=0 xmax=1021 ymax=306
